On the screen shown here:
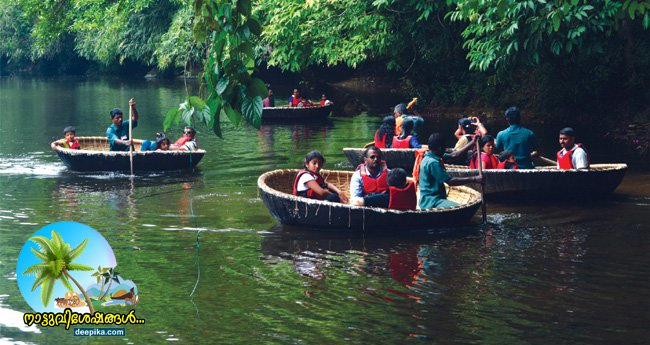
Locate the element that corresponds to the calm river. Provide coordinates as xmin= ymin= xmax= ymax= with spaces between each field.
xmin=0 ymin=77 xmax=648 ymax=344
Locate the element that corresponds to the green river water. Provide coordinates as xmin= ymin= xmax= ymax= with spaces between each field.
xmin=0 ymin=77 xmax=648 ymax=345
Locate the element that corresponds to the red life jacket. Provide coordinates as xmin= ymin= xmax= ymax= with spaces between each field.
xmin=391 ymin=135 xmax=412 ymax=149
xmin=319 ymin=100 xmax=325 ymax=106
xmin=497 ymin=160 xmax=518 ymax=170
xmin=388 ymin=181 xmax=417 ymax=210
xmin=356 ymin=164 xmax=389 ymax=195
xmin=557 ymin=144 xmax=588 ymax=169
xmin=292 ymin=170 xmax=327 ymax=200
xmin=175 ymin=136 xmax=190 ymax=146
xmin=67 ymin=138 xmax=80 ymax=150
xmin=290 ymin=96 xmax=303 ymax=107
xmin=470 ymin=152 xmax=499 ymax=169
xmin=374 ymin=131 xmax=387 ymax=149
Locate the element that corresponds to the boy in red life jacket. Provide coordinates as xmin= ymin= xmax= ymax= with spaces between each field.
xmin=497 ymin=150 xmax=518 ymax=169
xmin=350 ymin=146 xmax=390 ymax=207
xmin=51 ymin=126 xmax=81 ymax=150
xmin=470 ymin=135 xmax=499 ymax=169
xmin=387 ymin=168 xmax=417 ymax=210
xmin=293 ymin=151 xmax=348 ymax=203
xmin=557 ymin=127 xmax=589 ymax=170
xmin=392 ymin=118 xmax=423 ymax=149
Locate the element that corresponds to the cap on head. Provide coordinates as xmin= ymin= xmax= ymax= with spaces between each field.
xmin=63 ymin=126 xmax=76 ymax=134
xmin=504 ymin=106 xmax=520 ymax=123
xmin=110 ymin=108 xmax=123 ymax=119
xmin=559 ymin=127 xmax=576 ymax=137
xmin=394 ymin=103 xmax=406 ymax=115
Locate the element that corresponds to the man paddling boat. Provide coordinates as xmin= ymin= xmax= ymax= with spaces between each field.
xmin=106 ymin=98 xmax=138 ymax=151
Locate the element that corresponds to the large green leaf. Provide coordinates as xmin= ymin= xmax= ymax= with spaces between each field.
xmin=164 ymin=107 xmax=181 ymax=132
xmin=223 ymin=104 xmax=242 ymax=126
xmin=241 ymin=95 xmax=262 ymax=129
xmin=216 ymin=77 xmax=230 ymax=95
xmin=247 ymin=78 xmax=268 ymax=99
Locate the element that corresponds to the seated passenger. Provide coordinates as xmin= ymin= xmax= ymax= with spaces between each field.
xmin=319 ymin=94 xmax=333 ymax=106
xmin=470 ymin=135 xmax=499 ymax=169
xmin=171 ymin=127 xmax=198 ymax=151
xmin=51 ymin=126 xmax=80 ymax=150
xmin=374 ymin=116 xmax=395 ymax=149
xmin=350 ymin=146 xmax=390 ymax=208
xmin=497 ymin=150 xmax=518 ymax=169
xmin=387 ymin=168 xmax=417 ymax=211
xmin=557 ymin=127 xmax=589 ymax=170
xmin=391 ymin=118 xmax=423 ymax=149
xmin=141 ymin=133 xmax=171 ymax=151
xmin=293 ymin=151 xmax=348 ymax=203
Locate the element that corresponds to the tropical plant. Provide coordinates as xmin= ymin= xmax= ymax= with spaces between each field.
xmin=98 ymin=267 xmax=121 ymax=300
xmin=22 ymin=230 xmax=95 ymax=314
xmin=90 ymin=266 xmax=110 ymax=300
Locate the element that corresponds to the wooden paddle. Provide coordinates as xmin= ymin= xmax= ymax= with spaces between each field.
xmin=537 ymin=155 xmax=558 ymax=166
xmin=128 ymin=102 xmax=134 ymax=176
xmin=476 ymin=138 xmax=487 ymax=224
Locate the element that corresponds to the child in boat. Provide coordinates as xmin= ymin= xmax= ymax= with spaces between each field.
xmin=374 ymin=116 xmax=396 ymax=149
xmin=293 ymin=151 xmax=348 ymax=203
xmin=141 ymin=132 xmax=171 ymax=151
xmin=470 ymin=135 xmax=499 ymax=169
xmin=497 ymin=150 xmax=518 ymax=169
xmin=387 ymin=168 xmax=417 ymax=210
xmin=392 ymin=118 xmax=423 ymax=149
xmin=51 ymin=126 xmax=80 ymax=150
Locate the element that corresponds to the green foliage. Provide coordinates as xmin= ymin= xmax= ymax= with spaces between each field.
xmin=164 ymin=0 xmax=267 ymax=137
xmin=0 ymin=1 xmax=34 ymax=62
xmin=448 ymin=0 xmax=650 ymax=71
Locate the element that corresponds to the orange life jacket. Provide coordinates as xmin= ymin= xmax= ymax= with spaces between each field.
xmin=557 ymin=144 xmax=588 ymax=169
xmin=356 ymin=164 xmax=389 ymax=195
xmin=391 ymin=135 xmax=412 ymax=149
xmin=470 ymin=152 xmax=499 ymax=169
xmin=374 ymin=131 xmax=387 ymax=149
xmin=497 ymin=160 xmax=518 ymax=170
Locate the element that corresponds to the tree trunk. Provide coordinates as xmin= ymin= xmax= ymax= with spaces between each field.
xmin=63 ymin=270 xmax=95 ymax=315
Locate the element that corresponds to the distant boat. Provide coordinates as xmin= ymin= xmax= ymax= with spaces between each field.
xmin=258 ymin=169 xmax=482 ymax=232
xmin=52 ymin=136 xmax=205 ymax=172
xmin=445 ymin=163 xmax=628 ymax=197
xmin=262 ymin=104 xmax=332 ymax=121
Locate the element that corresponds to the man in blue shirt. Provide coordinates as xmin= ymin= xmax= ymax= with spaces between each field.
xmin=106 ymin=98 xmax=139 ymax=151
xmin=495 ymin=106 xmax=538 ymax=169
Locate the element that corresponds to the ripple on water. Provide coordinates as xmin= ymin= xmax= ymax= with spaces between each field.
xmin=0 ymin=155 xmax=65 ymax=177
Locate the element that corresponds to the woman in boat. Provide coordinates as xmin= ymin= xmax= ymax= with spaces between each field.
xmin=392 ymin=118 xmax=423 ymax=149
xmin=470 ymin=135 xmax=499 ymax=169
xmin=419 ymin=133 xmax=482 ymax=209
xmin=374 ymin=116 xmax=395 ymax=149
xmin=293 ymin=151 xmax=348 ymax=203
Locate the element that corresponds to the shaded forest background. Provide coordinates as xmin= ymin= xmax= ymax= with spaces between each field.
xmin=1 ymin=0 xmax=648 ymax=154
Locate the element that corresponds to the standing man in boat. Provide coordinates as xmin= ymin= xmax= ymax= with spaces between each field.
xmin=393 ymin=103 xmax=407 ymax=136
xmin=419 ymin=133 xmax=482 ymax=209
xmin=349 ymin=146 xmax=390 ymax=207
xmin=495 ymin=106 xmax=539 ymax=169
xmin=106 ymin=98 xmax=138 ymax=151
xmin=557 ymin=127 xmax=589 ymax=170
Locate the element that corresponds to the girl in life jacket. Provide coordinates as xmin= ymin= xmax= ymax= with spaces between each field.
xmin=293 ymin=151 xmax=349 ymax=203
xmin=374 ymin=116 xmax=395 ymax=149
xmin=391 ymin=118 xmax=423 ymax=149
xmin=470 ymin=135 xmax=499 ymax=169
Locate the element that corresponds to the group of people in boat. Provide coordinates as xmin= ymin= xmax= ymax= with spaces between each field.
xmin=293 ymin=104 xmax=590 ymax=211
xmin=51 ymin=98 xmax=199 ymax=152
xmin=263 ymin=87 xmax=332 ymax=108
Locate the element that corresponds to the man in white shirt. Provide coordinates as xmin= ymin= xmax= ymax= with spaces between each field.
xmin=557 ymin=127 xmax=589 ymax=170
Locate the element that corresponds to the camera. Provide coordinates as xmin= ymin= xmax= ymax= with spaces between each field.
xmin=469 ymin=117 xmax=478 ymax=124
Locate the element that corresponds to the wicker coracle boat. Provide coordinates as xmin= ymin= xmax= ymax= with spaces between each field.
xmin=52 ymin=136 xmax=205 ymax=172
xmin=258 ymin=169 xmax=482 ymax=231
xmin=262 ymin=104 xmax=332 ymax=121
xmin=445 ymin=163 xmax=628 ymax=197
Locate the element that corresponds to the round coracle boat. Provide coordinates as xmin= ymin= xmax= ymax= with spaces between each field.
xmin=262 ymin=104 xmax=332 ymax=121
xmin=445 ymin=163 xmax=627 ymax=197
xmin=52 ymin=136 xmax=205 ymax=172
xmin=258 ymin=169 xmax=482 ymax=232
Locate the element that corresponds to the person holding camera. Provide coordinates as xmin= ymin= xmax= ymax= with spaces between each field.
xmin=453 ymin=116 xmax=487 ymax=150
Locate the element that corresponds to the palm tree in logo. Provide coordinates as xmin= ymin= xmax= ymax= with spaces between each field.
xmin=22 ymin=230 xmax=95 ymax=314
